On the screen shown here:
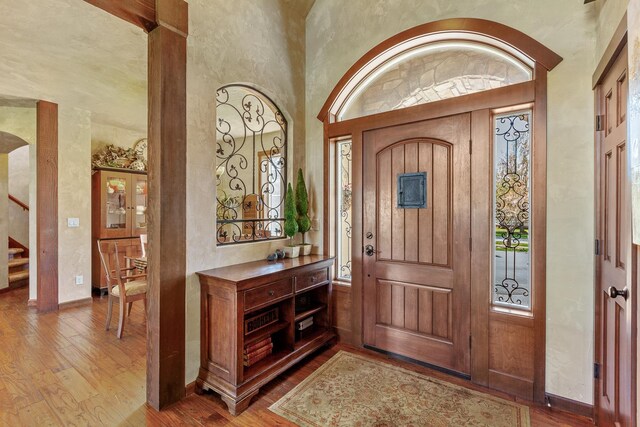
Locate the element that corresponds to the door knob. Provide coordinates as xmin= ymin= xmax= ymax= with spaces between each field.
xmin=608 ymin=286 xmax=628 ymax=300
xmin=365 ymin=245 xmax=375 ymax=257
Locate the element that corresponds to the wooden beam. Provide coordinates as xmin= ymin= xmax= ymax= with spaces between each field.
xmin=146 ymin=6 xmax=188 ymax=410
xmin=36 ymin=101 xmax=59 ymax=313
xmin=83 ymin=0 xmax=157 ymax=33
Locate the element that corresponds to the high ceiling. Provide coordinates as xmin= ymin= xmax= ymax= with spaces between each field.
xmin=0 ymin=0 xmax=148 ymax=132
xmin=0 ymin=0 xmax=315 ymax=134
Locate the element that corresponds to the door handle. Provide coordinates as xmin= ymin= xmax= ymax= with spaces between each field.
xmin=608 ymin=286 xmax=628 ymax=300
xmin=365 ymin=245 xmax=375 ymax=257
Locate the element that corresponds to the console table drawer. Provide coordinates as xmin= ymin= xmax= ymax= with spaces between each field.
xmin=296 ymin=268 xmax=328 ymax=292
xmin=244 ymin=278 xmax=292 ymax=311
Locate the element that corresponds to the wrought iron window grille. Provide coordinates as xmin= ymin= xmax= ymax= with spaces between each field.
xmin=493 ymin=111 xmax=531 ymax=309
xmin=215 ymin=84 xmax=287 ymax=245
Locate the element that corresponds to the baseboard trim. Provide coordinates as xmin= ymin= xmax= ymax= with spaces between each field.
xmin=545 ymin=393 xmax=594 ymax=419
xmin=58 ymin=297 xmax=92 ymax=310
xmin=185 ymin=381 xmax=196 ymax=396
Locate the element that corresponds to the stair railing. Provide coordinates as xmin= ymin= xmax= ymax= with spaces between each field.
xmin=8 ymin=194 xmax=29 ymax=211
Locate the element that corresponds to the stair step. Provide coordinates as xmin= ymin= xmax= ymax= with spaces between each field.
xmin=9 ymin=270 xmax=29 ymax=283
xmin=8 ymin=248 xmax=24 ymax=255
xmin=8 ymin=258 xmax=29 ymax=268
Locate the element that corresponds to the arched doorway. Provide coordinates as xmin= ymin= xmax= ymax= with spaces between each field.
xmin=319 ymin=18 xmax=561 ymax=403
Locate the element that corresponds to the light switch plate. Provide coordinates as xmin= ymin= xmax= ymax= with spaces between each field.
xmin=75 ymin=275 xmax=83 ymax=285
xmin=67 ymin=217 xmax=80 ymax=228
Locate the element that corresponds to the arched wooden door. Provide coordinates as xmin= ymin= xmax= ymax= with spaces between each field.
xmin=362 ymin=114 xmax=471 ymax=374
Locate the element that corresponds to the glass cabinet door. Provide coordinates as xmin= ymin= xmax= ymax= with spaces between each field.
xmin=132 ymin=175 xmax=147 ymax=236
xmin=103 ymin=172 xmax=130 ymax=237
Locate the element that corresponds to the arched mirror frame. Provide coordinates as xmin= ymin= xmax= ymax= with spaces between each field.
xmin=215 ymin=84 xmax=289 ymax=246
xmin=318 ymin=18 xmax=561 ymax=404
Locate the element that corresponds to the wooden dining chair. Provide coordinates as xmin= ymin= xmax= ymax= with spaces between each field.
xmin=140 ymin=233 xmax=147 ymax=258
xmin=97 ymin=240 xmax=147 ymax=339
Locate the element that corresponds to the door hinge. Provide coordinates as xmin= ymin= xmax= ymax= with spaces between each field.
xmin=595 ymin=239 xmax=600 ymax=256
xmin=469 ymin=237 xmax=472 ymax=252
xmin=469 ymin=139 xmax=472 ymax=155
xmin=594 ymin=362 xmax=600 ymax=379
xmin=469 ymin=336 xmax=472 ymax=349
xmin=595 ymin=115 xmax=605 ymax=132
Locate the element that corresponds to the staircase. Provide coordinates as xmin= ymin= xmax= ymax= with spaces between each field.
xmin=8 ymin=246 xmax=29 ymax=288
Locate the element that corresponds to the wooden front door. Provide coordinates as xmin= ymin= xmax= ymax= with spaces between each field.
xmin=596 ymin=42 xmax=634 ymax=427
xmin=363 ymin=113 xmax=471 ymax=374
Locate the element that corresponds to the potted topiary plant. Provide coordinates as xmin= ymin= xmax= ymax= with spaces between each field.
xmin=295 ymin=168 xmax=312 ymax=256
xmin=283 ymin=182 xmax=299 ymax=258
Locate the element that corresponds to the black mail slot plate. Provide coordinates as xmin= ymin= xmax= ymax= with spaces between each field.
xmin=397 ymin=172 xmax=427 ymax=209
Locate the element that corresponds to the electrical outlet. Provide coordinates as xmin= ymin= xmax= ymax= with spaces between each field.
xmin=75 ymin=275 xmax=83 ymax=285
xmin=67 ymin=217 xmax=80 ymax=228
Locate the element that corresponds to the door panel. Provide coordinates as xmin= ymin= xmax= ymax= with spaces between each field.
xmin=597 ymin=42 xmax=633 ymax=427
xmin=363 ymin=114 xmax=471 ymax=374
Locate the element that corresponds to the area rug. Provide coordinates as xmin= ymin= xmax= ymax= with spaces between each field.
xmin=269 ymin=351 xmax=530 ymax=427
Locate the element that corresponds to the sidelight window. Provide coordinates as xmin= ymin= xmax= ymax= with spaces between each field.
xmin=492 ymin=110 xmax=532 ymax=310
xmin=215 ymin=85 xmax=287 ymax=245
xmin=336 ymin=139 xmax=353 ymax=281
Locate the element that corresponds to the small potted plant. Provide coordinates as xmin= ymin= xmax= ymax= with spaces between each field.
xmin=283 ymin=183 xmax=299 ymax=258
xmin=295 ymin=168 xmax=312 ymax=256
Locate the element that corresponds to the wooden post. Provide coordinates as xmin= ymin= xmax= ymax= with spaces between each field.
xmin=36 ymin=101 xmax=59 ymax=313
xmin=146 ymin=0 xmax=188 ymax=410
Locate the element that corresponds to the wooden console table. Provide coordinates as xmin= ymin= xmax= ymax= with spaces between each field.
xmin=196 ymin=255 xmax=336 ymax=415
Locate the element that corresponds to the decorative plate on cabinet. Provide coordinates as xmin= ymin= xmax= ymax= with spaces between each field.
xmin=134 ymin=138 xmax=148 ymax=161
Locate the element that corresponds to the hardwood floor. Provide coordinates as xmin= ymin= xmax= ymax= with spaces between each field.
xmin=0 ymin=286 xmax=593 ymax=426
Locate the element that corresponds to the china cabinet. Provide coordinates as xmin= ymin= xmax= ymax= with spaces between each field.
xmin=91 ymin=168 xmax=147 ymax=293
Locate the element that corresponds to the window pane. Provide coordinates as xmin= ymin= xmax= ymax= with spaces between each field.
xmin=493 ymin=111 xmax=531 ymax=310
xmin=339 ymin=42 xmax=532 ymax=121
xmin=336 ymin=140 xmax=352 ymax=281
xmin=216 ymin=85 xmax=287 ymax=245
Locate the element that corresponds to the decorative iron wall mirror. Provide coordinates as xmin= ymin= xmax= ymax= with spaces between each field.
xmin=215 ymin=84 xmax=287 ymax=245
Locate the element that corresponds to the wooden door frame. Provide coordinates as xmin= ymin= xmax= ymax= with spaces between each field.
xmin=83 ymin=0 xmax=188 ymax=410
xmin=319 ymin=18 xmax=561 ymax=404
xmin=592 ymin=12 xmax=637 ymax=424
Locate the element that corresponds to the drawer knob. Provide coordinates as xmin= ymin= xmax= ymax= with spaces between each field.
xmin=311 ymin=276 xmax=316 ymax=282
xmin=268 ymin=290 xmax=275 ymax=296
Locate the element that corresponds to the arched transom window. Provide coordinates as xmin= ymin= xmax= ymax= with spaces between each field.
xmin=329 ymin=34 xmax=534 ymax=122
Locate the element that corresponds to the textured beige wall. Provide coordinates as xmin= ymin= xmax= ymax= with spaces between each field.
xmin=0 ymin=154 xmax=8 ymax=289
xmin=596 ymin=0 xmax=630 ymax=60
xmin=0 ymin=106 xmax=37 ymax=296
xmin=58 ymin=106 xmax=92 ymax=304
xmin=185 ymin=0 xmax=308 ymax=382
xmin=0 ymin=0 xmax=147 ymax=132
xmin=3 ymin=107 xmax=36 ymax=252
xmin=91 ymin=121 xmax=146 ymax=153
xmin=306 ymin=0 xmax=597 ymax=403
xmin=0 ymin=0 xmax=147 ymax=304
xmin=8 ymin=146 xmax=30 ymax=249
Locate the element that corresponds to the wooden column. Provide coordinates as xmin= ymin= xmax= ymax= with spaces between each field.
xmin=36 ymin=101 xmax=58 ymax=313
xmin=146 ymin=0 xmax=188 ymax=410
